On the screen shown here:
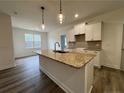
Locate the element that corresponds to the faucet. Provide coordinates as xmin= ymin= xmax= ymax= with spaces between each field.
xmin=54 ymin=42 xmax=60 ymax=51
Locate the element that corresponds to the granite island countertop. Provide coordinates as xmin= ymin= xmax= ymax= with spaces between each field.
xmin=35 ymin=50 xmax=96 ymax=69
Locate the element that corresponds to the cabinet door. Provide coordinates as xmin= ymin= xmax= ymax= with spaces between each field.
xmin=85 ymin=25 xmax=93 ymax=41
xmin=67 ymin=31 xmax=70 ymax=42
xmin=93 ymin=23 xmax=102 ymax=41
xmin=74 ymin=23 xmax=85 ymax=35
xmin=74 ymin=25 xmax=80 ymax=35
xmin=85 ymin=22 xmax=102 ymax=41
xmin=70 ymin=29 xmax=75 ymax=41
xmin=79 ymin=23 xmax=85 ymax=34
xmin=67 ymin=29 xmax=75 ymax=42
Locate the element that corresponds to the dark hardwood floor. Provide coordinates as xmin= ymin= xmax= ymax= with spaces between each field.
xmin=0 ymin=56 xmax=65 ymax=93
xmin=0 ymin=56 xmax=124 ymax=93
xmin=92 ymin=66 xmax=124 ymax=93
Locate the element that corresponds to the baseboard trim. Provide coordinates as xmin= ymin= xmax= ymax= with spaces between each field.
xmin=101 ymin=66 xmax=122 ymax=71
xmin=15 ymin=55 xmax=37 ymax=60
xmin=101 ymin=64 xmax=120 ymax=70
xmin=94 ymin=66 xmax=101 ymax=69
xmin=0 ymin=64 xmax=15 ymax=71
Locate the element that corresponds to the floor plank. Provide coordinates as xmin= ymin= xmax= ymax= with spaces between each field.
xmin=0 ymin=56 xmax=124 ymax=93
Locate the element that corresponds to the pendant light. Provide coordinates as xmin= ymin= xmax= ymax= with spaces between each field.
xmin=58 ymin=0 xmax=64 ymax=24
xmin=41 ymin=6 xmax=45 ymax=30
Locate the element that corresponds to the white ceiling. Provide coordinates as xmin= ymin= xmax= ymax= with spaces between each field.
xmin=0 ymin=0 xmax=124 ymax=32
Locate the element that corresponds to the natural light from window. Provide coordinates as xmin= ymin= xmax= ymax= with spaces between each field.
xmin=25 ymin=33 xmax=41 ymax=49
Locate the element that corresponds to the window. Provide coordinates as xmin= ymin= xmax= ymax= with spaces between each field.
xmin=25 ymin=33 xmax=41 ymax=49
xmin=34 ymin=34 xmax=41 ymax=48
xmin=25 ymin=34 xmax=33 ymax=48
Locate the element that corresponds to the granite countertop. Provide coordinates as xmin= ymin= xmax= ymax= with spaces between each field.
xmin=35 ymin=50 xmax=96 ymax=69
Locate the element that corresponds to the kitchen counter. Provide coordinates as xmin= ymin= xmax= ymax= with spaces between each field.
xmin=84 ymin=48 xmax=102 ymax=51
xmin=35 ymin=50 xmax=96 ymax=68
xmin=37 ymin=49 xmax=95 ymax=93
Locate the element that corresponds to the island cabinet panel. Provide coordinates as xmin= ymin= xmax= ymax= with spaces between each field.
xmin=84 ymin=57 xmax=95 ymax=93
xmin=39 ymin=55 xmax=94 ymax=93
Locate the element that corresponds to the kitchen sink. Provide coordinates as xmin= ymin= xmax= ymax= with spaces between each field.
xmin=53 ymin=50 xmax=69 ymax=53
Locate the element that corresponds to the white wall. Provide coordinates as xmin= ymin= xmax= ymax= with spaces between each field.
xmin=41 ymin=32 xmax=48 ymax=50
xmin=48 ymin=8 xmax=124 ymax=69
xmin=0 ymin=12 xmax=14 ymax=70
xmin=101 ymin=23 xmax=123 ymax=69
xmin=13 ymin=27 xmax=48 ymax=58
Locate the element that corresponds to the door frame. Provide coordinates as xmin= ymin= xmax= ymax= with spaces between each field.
xmin=121 ymin=24 xmax=124 ymax=71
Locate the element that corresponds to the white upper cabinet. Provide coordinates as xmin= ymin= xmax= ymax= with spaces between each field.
xmin=67 ymin=28 xmax=75 ymax=42
xmin=85 ymin=24 xmax=93 ymax=41
xmin=74 ymin=23 xmax=85 ymax=35
xmin=85 ymin=22 xmax=102 ymax=41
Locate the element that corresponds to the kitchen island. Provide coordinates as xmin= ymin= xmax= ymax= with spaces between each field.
xmin=35 ymin=50 xmax=96 ymax=93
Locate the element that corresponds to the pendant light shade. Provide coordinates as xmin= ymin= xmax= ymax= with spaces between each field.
xmin=41 ymin=6 xmax=45 ymax=30
xmin=58 ymin=13 xmax=64 ymax=24
xmin=41 ymin=24 xmax=45 ymax=30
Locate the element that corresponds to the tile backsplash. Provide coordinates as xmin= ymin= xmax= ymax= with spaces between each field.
xmin=68 ymin=34 xmax=102 ymax=50
xmin=86 ymin=41 xmax=102 ymax=50
xmin=68 ymin=42 xmax=75 ymax=49
xmin=68 ymin=41 xmax=101 ymax=49
xmin=75 ymin=42 xmax=87 ymax=48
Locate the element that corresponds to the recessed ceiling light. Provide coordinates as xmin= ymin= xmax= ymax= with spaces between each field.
xmin=14 ymin=11 xmax=18 ymax=15
xmin=74 ymin=14 xmax=79 ymax=18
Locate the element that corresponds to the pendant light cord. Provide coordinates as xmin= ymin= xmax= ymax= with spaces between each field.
xmin=41 ymin=7 xmax=45 ymax=24
xmin=60 ymin=0 xmax=62 ymax=13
